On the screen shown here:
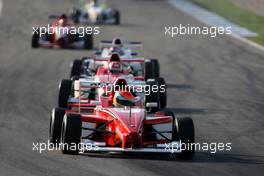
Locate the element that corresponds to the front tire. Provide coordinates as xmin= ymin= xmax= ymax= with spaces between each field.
xmin=49 ymin=108 xmax=65 ymax=144
xmin=61 ymin=114 xmax=82 ymax=155
xmin=156 ymin=77 xmax=167 ymax=108
xmin=58 ymin=79 xmax=72 ymax=108
xmin=31 ymin=29 xmax=40 ymax=48
xmin=70 ymin=59 xmax=82 ymax=78
xmin=173 ymin=117 xmax=195 ymax=159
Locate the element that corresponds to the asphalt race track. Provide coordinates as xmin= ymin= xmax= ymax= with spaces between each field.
xmin=0 ymin=0 xmax=264 ymax=175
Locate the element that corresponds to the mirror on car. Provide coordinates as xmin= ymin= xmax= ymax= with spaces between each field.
xmin=90 ymin=100 xmax=102 ymax=106
xmin=146 ymin=102 xmax=158 ymax=108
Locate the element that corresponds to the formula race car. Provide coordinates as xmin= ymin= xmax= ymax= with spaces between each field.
xmin=62 ymin=53 xmax=167 ymax=111
xmin=70 ymin=37 xmax=160 ymax=80
xmin=49 ymin=78 xmax=195 ymax=159
xmin=31 ymin=14 xmax=93 ymax=49
xmin=70 ymin=0 xmax=120 ymax=25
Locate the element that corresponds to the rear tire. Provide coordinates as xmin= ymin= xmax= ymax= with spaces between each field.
xmin=149 ymin=59 xmax=160 ymax=78
xmin=84 ymin=34 xmax=93 ymax=49
xmin=70 ymin=59 xmax=82 ymax=78
xmin=31 ymin=29 xmax=40 ymax=48
xmin=58 ymin=79 xmax=72 ymax=108
xmin=145 ymin=60 xmax=154 ymax=80
xmin=156 ymin=77 xmax=167 ymax=108
xmin=114 ymin=11 xmax=120 ymax=25
xmin=145 ymin=59 xmax=160 ymax=80
xmin=173 ymin=117 xmax=195 ymax=159
xmin=70 ymin=8 xmax=81 ymax=24
xmin=49 ymin=108 xmax=65 ymax=144
xmin=61 ymin=114 xmax=82 ymax=155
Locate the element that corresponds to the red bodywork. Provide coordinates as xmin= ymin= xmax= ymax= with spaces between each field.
xmin=93 ymin=53 xmax=145 ymax=83
xmin=65 ymin=54 xmax=173 ymax=149
xmin=40 ymin=16 xmax=80 ymax=48
xmin=66 ymin=86 xmax=173 ymax=148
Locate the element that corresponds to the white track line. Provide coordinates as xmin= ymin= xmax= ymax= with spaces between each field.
xmin=0 ymin=0 xmax=2 ymax=17
xmin=232 ymin=34 xmax=264 ymax=52
xmin=168 ymin=0 xmax=264 ymax=52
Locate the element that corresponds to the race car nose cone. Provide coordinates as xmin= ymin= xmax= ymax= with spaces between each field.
xmin=122 ymin=132 xmax=141 ymax=148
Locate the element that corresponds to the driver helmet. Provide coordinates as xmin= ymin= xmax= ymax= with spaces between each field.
xmin=109 ymin=61 xmax=122 ymax=74
xmin=58 ymin=14 xmax=68 ymax=27
xmin=110 ymin=37 xmax=124 ymax=54
xmin=112 ymin=37 xmax=123 ymax=46
xmin=113 ymin=78 xmax=127 ymax=92
xmin=113 ymin=91 xmax=135 ymax=107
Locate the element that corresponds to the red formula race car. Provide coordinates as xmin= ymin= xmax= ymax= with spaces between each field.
xmin=31 ymin=14 xmax=93 ymax=49
xmin=49 ymin=78 xmax=195 ymax=159
xmin=58 ymin=54 xmax=167 ymax=113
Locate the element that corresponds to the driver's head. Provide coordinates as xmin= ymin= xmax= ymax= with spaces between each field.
xmin=113 ymin=91 xmax=134 ymax=107
xmin=58 ymin=14 xmax=67 ymax=26
xmin=113 ymin=78 xmax=127 ymax=92
xmin=109 ymin=61 xmax=122 ymax=74
xmin=112 ymin=37 xmax=123 ymax=46
xmin=109 ymin=53 xmax=122 ymax=74
xmin=110 ymin=37 xmax=123 ymax=54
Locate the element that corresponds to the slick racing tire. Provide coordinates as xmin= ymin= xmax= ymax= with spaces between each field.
xmin=49 ymin=108 xmax=65 ymax=144
xmin=84 ymin=34 xmax=93 ymax=49
xmin=58 ymin=79 xmax=72 ymax=108
xmin=145 ymin=79 xmax=160 ymax=112
xmin=70 ymin=8 xmax=81 ymax=23
xmin=172 ymin=117 xmax=195 ymax=159
xmin=58 ymin=38 xmax=67 ymax=49
xmin=145 ymin=60 xmax=154 ymax=80
xmin=156 ymin=77 xmax=167 ymax=108
xmin=149 ymin=59 xmax=160 ymax=78
xmin=31 ymin=29 xmax=40 ymax=48
xmin=70 ymin=59 xmax=82 ymax=78
xmin=114 ymin=10 xmax=120 ymax=25
xmin=145 ymin=59 xmax=160 ymax=80
xmin=61 ymin=114 xmax=82 ymax=155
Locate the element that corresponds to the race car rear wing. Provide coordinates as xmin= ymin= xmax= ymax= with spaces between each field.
xmin=93 ymin=57 xmax=145 ymax=63
xmin=100 ymin=40 xmax=142 ymax=46
xmin=94 ymin=50 xmax=139 ymax=56
xmin=99 ymin=40 xmax=143 ymax=50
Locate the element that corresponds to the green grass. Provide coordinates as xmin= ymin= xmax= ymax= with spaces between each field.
xmin=191 ymin=0 xmax=264 ymax=45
